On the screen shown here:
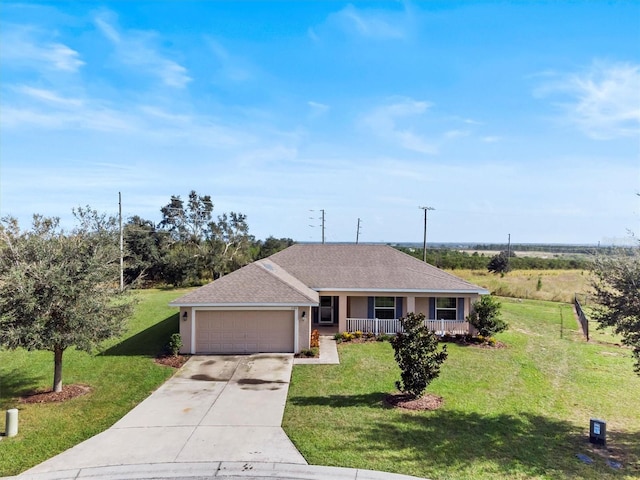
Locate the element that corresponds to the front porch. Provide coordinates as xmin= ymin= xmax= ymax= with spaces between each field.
xmin=311 ymin=293 xmax=480 ymax=335
xmin=346 ymin=318 xmax=470 ymax=336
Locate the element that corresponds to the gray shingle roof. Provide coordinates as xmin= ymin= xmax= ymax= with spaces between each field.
xmin=170 ymin=244 xmax=487 ymax=306
xmin=268 ymin=244 xmax=486 ymax=292
xmin=169 ymin=261 xmax=319 ymax=306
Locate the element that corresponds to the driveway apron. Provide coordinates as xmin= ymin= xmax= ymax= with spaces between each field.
xmin=25 ymin=354 xmax=306 ymax=475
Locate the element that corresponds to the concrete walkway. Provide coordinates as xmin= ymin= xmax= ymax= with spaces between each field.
xmin=294 ymin=336 xmax=340 ymax=365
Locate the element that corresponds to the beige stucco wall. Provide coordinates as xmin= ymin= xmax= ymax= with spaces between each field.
xmin=179 ymin=307 xmax=192 ymax=354
xmin=414 ymin=297 xmax=430 ymax=316
xmin=349 ymin=296 xmax=368 ymax=318
xmin=298 ymin=306 xmax=311 ymax=351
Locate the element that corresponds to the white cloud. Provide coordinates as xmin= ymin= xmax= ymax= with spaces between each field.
xmin=307 ymin=101 xmax=330 ymax=117
xmin=16 ymin=86 xmax=83 ymax=107
xmin=312 ymin=4 xmax=411 ymax=41
xmin=362 ymin=98 xmax=438 ymax=154
xmin=536 ymin=61 xmax=640 ymax=140
xmin=0 ymin=25 xmax=84 ymax=72
xmin=205 ymin=37 xmax=253 ymax=82
xmin=336 ymin=4 xmax=406 ymax=39
xmin=94 ymin=12 xmax=191 ymax=88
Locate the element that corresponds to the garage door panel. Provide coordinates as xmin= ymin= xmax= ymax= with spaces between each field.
xmin=195 ymin=310 xmax=294 ymax=354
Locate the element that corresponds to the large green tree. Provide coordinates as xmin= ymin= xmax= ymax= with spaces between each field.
xmin=591 ymin=244 xmax=640 ymax=374
xmin=207 ymin=212 xmax=253 ymax=278
xmin=0 ymin=209 xmax=134 ymax=392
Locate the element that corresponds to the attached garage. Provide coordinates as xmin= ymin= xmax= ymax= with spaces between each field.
xmin=170 ymin=260 xmax=319 ymax=355
xmin=195 ymin=310 xmax=294 ymax=354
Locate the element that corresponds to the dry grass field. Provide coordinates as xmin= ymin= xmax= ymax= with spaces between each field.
xmin=450 ymin=269 xmax=593 ymax=304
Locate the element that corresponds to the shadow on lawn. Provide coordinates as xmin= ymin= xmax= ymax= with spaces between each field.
xmin=289 ymin=392 xmax=639 ymax=477
xmin=361 ymin=410 xmax=638 ymax=478
xmin=289 ymin=392 xmax=389 ymax=408
xmin=100 ymin=313 xmax=179 ymax=357
xmin=0 ymin=369 xmax=45 ymax=407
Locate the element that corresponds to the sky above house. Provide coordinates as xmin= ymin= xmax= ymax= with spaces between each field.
xmin=1 ymin=1 xmax=639 ymax=245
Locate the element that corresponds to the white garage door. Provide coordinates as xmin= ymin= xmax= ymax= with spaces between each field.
xmin=195 ymin=310 xmax=294 ymax=354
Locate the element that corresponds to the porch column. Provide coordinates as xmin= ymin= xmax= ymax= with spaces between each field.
xmin=406 ymin=296 xmax=416 ymax=315
xmin=338 ymin=294 xmax=348 ymax=332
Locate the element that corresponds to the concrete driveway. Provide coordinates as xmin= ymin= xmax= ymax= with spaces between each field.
xmin=25 ymin=354 xmax=306 ymax=475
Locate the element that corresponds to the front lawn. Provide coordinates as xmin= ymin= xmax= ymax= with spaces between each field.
xmin=0 ymin=288 xmax=191 ymax=477
xmin=283 ymin=298 xmax=640 ymax=480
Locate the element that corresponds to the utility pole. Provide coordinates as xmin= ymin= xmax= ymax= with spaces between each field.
xmin=119 ymin=192 xmax=124 ymax=292
xmin=356 ymin=218 xmax=361 ymax=244
xmin=507 ymin=233 xmax=511 ymax=269
xmin=419 ymin=206 xmax=435 ymax=262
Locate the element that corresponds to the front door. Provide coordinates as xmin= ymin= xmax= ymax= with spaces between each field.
xmin=319 ymin=296 xmax=334 ymax=324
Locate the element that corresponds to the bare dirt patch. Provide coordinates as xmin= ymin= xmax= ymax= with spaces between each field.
xmin=155 ymin=355 xmax=189 ymax=368
xmin=20 ymin=384 xmax=91 ymax=404
xmin=385 ymin=392 xmax=444 ymax=411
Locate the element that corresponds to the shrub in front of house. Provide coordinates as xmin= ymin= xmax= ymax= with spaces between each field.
xmin=166 ymin=333 xmax=183 ymax=357
xmin=310 ymin=329 xmax=320 ymax=348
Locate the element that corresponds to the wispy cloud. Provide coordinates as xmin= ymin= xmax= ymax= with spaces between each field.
xmin=307 ymin=101 xmax=330 ymax=118
xmin=15 ymin=85 xmax=84 ymax=107
xmin=535 ymin=61 xmax=640 ymax=139
xmin=94 ymin=12 xmax=191 ymax=88
xmin=206 ymin=37 xmax=253 ymax=83
xmin=0 ymin=25 xmax=84 ymax=72
xmin=362 ymin=98 xmax=437 ymax=154
xmin=310 ymin=4 xmax=411 ymax=41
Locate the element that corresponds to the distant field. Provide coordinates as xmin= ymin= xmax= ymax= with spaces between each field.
xmin=458 ymin=250 xmax=592 ymax=260
xmin=450 ymin=269 xmax=592 ymax=303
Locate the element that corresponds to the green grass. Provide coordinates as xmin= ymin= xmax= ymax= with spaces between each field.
xmin=0 ymin=288 xmax=191 ymax=477
xmin=283 ymin=298 xmax=640 ymax=480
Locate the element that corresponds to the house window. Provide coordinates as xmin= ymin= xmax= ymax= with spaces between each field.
xmin=436 ymin=297 xmax=457 ymax=320
xmin=375 ymin=297 xmax=396 ymax=319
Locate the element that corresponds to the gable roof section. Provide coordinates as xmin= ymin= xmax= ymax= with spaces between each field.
xmin=268 ymin=244 xmax=488 ymax=293
xmin=169 ymin=261 xmax=319 ymax=307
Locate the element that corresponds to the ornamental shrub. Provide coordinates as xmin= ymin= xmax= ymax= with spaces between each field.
xmin=310 ymin=329 xmax=320 ymax=348
xmin=390 ymin=312 xmax=448 ymax=399
xmin=167 ymin=333 xmax=183 ymax=357
xmin=467 ymin=295 xmax=508 ymax=338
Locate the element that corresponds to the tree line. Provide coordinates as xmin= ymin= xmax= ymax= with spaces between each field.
xmin=123 ymin=190 xmax=293 ymax=287
xmin=396 ymin=247 xmax=591 ymax=271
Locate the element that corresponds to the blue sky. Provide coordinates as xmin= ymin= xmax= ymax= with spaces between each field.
xmin=1 ymin=1 xmax=639 ymax=245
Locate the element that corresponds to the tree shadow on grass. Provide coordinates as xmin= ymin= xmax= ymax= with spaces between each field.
xmin=100 ymin=313 xmax=179 ymax=357
xmin=289 ymin=392 xmax=639 ymax=478
xmin=0 ymin=368 xmax=45 ymax=408
xmin=289 ymin=392 xmax=390 ymax=409
xmin=361 ymin=410 xmax=637 ymax=478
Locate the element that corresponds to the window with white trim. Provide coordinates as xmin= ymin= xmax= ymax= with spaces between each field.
xmin=436 ymin=297 xmax=457 ymax=320
xmin=375 ymin=297 xmax=395 ymax=319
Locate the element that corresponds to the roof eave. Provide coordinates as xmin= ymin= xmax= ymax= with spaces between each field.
xmin=314 ymin=287 xmax=490 ymax=295
xmin=169 ymin=301 xmax=319 ymax=308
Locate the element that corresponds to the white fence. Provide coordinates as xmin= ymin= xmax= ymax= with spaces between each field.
xmin=346 ymin=318 xmax=469 ymax=335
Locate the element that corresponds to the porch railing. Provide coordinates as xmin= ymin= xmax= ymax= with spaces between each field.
xmin=346 ymin=318 xmax=469 ymax=335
